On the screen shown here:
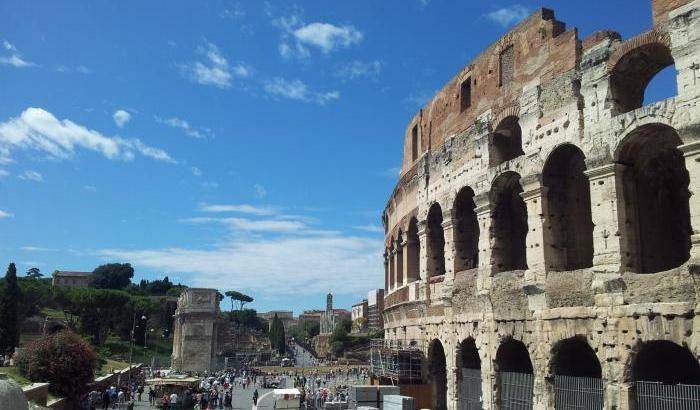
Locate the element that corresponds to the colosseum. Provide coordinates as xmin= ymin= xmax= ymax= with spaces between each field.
xmin=378 ymin=1 xmax=700 ymax=409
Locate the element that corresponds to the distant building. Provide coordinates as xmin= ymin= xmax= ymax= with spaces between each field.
xmin=367 ymin=289 xmax=384 ymax=331
xmin=257 ymin=310 xmax=296 ymax=330
xmin=52 ymin=271 xmax=92 ymax=288
xmin=351 ymin=299 xmax=368 ymax=333
xmin=320 ymin=293 xmax=352 ymax=334
xmin=298 ymin=310 xmax=323 ymax=327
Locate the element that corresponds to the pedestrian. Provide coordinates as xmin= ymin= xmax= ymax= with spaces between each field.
xmin=149 ymin=388 xmax=157 ymax=406
xmin=253 ymin=389 xmax=259 ymax=406
xmin=101 ymin=388 xmax=111 ymax=410
xmin=170 ymin=391 xmax=178 ymax=409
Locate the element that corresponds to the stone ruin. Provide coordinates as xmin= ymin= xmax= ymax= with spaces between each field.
xmin=380 ymin=1 xmax=700 ymax=409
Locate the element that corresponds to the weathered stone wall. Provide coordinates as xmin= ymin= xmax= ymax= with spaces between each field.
xmin=381 ymin=1 xmax=700 ymax=409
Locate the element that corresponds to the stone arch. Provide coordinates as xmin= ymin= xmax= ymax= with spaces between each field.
xmin=615 ymin=123 xmax=691 ymax=273
xmin=426 ymin=203 xmax=446 ymax=278
xmin=383 ymin=249 xmax=390 ymax=291
xmin=608 ymin=30 xmax=675 ymax=114
xmin=550 ymin=336 xmax=602 ymax=378
xmin=542 ymin=144 xmax=594 ymax=271
xmin=457 ymin=338 xmax=482 ymax=410
xmin=495 ymin=337 xmax=534 ymax=409
xmin=490 ymin=172 xmax=528 ymax=273
xmin=489 ymin=115 xmax=524 ymax=167
xmin=406 ymin=217 xmax=420 ymax=283
xmin=428 ymin=339 xmax=448 ymax=410
xmin=628 ymin=340 xmax=700 ymax=384
xmin=453 ymin=186 xmax=479 ymax=273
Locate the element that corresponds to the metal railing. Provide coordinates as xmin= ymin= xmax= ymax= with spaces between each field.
xmin=635 ymin=381 xmax=700 ymax=409
xmin=460 ymin=368 xmax=482 ymax=410
xmin=554 ymin=375 xmax=603 ymax=410
xmin=499 ymin=371 xmax=534 ymax=410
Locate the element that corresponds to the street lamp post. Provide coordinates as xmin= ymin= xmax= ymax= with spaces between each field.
xmin=128 ymin=314 xmax=147 ymax=387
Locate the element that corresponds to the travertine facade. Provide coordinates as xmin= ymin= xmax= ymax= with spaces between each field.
xmin=381 ymin=1 xmax=700 ymax=409
xmin=171 ymin=288 xmax=227 ymax=373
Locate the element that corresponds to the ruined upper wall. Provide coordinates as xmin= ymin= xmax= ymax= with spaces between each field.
xmin=653 ymin=0 xmax=696 ymax=24
xmin=400 ymin=9 xmax=578 ymax=176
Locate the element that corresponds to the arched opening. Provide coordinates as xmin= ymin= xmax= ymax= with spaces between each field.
xmin=406 ymin=218 xmax=420 ymax=283
xmin=489 ymin=116 xmax=524 ymax=167
xmin=458 ymin=338 xmax=482 ymax=410
xmin=616 ymin=124 xmax=691 ymax=273
xmin=496 ymin=337 xmax=534 ymax=409
xmin=551 ymin=336 xmax=603 ymax=409
xmin=454 ymin=187 xmax=479 ymax=273
xmin=428 ymin=339 xmax=448 ymax=410
xmin=631 ymin=340 xmax=700 ymax=408
xmin=490 ymin=172 xmax=528 ymax=273
xmin=543 ymin=145 xmax=594 ymax=271
xmin=427 ymin=203 xmax=446 ymax=278
xmin=395 ymin=230 xmax=404 ymax=287
xmin=610 ymin=42 xmax=675 ymax=114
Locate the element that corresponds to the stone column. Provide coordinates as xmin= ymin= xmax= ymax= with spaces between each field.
xmin=383 ymin=253 xmax=389 ymax=291
xmin=474 ymin=193 xmax=493 ymax=296
xmin=389 ymin=248 xmax=396 ymax=290
xmin=441 ymin=213 xmax=456 ymax=304
xmin=418 ymin=220 xmax=429 ymax=281
xmin=394 ymin=237 xmax=404 ymax=288
xmin=519 ymin=175 xmax=548 ymax=311
xmin=584 ymin=163 xmax=626 ymax=306
xmin=401 ymin=236 xmax=412 ymax=286
xmin=679 ymin=141 xmax=700 ymax=252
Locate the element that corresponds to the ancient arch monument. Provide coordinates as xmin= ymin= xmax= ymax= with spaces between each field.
xmin=381 ymin=1 xmax=700 ymax=409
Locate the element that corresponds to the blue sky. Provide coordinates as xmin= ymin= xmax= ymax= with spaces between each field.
xmin=0 ymin=1 xmax=672 ymax=314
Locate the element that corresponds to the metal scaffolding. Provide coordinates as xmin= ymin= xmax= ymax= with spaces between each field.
xmin=370 ymin=339 xmax=424 ymax=385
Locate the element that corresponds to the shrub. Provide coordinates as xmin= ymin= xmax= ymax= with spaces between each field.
xmin=17 ymin=330 xmax=97 ymax=399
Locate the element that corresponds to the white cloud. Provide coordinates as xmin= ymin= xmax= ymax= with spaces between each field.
xmin=0 ymin=107 xmax=174 ymax=164
xmin=19 ymin=170 xmax=43 ymax=182
xmin=335 ymin=60 xmax=382 ymax=81
xmin=292 ymin=23 xmax=363 ymax=53
xmin=0 ymin=209 xmax=13 ymax=218
xmin=199 ymin=203 xmax=275 ymax=216
xmin=21 ymin=246 xmax=53 ymax=251
xmin=55 ymin=65 xmax=91 ymax=74
xmin=83 ymin=185 xmax=97 ymax=192
xmin=485 ymin=5 xmax=529 ymax=27
xmin=201 ymin=181 xmax=219 ymax=189
xmin=0 ymin=169 xmax=8 ymax=177
xmin=0 ymin=40 xmax=35 ymax=68
xmin=273 ymin=13 xmax=362 ymax=58
xmin=264 ymin=77 xmax=339 ymax=105
xmin=191 ymin=166 xmax=202 ymax=177
xmin=254 ymin=184 xmax=267 ymax=199
xmin=155 ymin=116 xmax=212 ymax=139
xmin=352 ymin=224 xmax=383 ymax=233
xmin=98 ymin=227 xmax=382 ymax=296
xmin=181 ymin=42 xmax=250 ymax=89
xmin=113 ymin=110 xmax=131 ymax=128
xmin=3 ymin=41 xmax=16 ymax=51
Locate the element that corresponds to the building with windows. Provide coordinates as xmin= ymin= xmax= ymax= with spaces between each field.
xmin=351 ymin=299 xmax=368 ymax=333
xmin=366 ymin=289 xmax=384 ymax=332
xmin=51 ymin=270 xmax=92 ymax=288
xmin=379 ymin=1 xmax=700 ymax=409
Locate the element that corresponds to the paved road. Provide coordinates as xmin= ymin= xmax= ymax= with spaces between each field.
xmin=290 ymin=342 xmax=317 ymax=367
xmin=133 ymin=384 xmax=271 ymax=409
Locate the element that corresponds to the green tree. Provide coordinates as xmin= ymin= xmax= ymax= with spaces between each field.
xmin=268 ymin=313 xmax=286 ymax=354
xmin=91 ymin=263 xmax=134 ymax=290
xmin=0 ymin=263 xmax=21 ymax=352
xmin=26 ymin=267 xmax=43 ymax=279
xmin=225 ymin=290 xmax=254 ymax=311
